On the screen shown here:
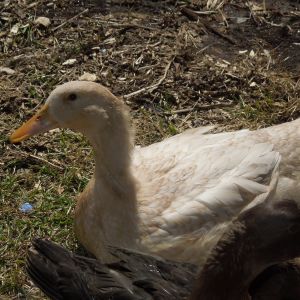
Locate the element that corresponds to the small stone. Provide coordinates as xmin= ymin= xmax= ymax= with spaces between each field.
xmin=34 ymin=16 xmax=51 ymax=27
xmin=19 ymin=202 xmax=33 ymax=213
xmin=79 ymin=72 xmax=97 ymax=82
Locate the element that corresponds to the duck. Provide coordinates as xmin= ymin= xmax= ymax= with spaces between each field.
xmin=249 ymin=259 xmax=300 ymax=300
xmin=10 ymin=81 xmax=299 ymax=264
xmin=190 ymin=187 xmax=300 ymax=300
xmin=27 ymin=188 xmax=300 ymax=300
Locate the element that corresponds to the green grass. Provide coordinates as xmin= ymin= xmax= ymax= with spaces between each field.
xmin=0 ymin=130 xmax=92 ymax=298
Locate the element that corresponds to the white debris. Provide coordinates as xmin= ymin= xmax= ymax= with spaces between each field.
xmin=79 ymin=72 xmax=97 ymax=82
xmin=215 ymin=61 xmax=228 ymax=68
xmin=101 ymin=71 xmax=109 ymax=77
xmin=34 ymin=16 xmax=51 ymax=27
xmin=249 ymin=50 xmax=255 ymax=58
xmin=10 ymin=23 xmax=20 ymax=34
xmin=4 ymin=0 xmax=10 ymax=7
xmin=236 ymin=17 xmax=248 ymax=24
xmin=62 ymin=58 xmax=77 ymax=66
xmin=28 ymin=2 xmax=38 ymax=8
xmin=49 ymin=128 xmax=61 ymax=134
xmin=0 ymin=67 xmax=15 ymax=75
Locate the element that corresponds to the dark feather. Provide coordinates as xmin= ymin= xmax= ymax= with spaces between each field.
xmin=27 ymin=198 xmax=300 ymax=300
xmin=27 ymin=239 xmax=197 ymax=300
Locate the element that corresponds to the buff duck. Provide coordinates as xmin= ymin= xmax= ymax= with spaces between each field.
xmin=10 ymin=81 xmax=299 ymax=264
xmin=27 ymin=189 xmax=300 ymax=300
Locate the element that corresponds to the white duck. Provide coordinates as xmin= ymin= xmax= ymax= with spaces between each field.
xmin=10 ymin=81 xmax=299 ymax=264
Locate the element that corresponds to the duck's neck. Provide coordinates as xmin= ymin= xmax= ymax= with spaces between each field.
xmin=191 ymin=222 xmax=263 ymax=300
xmin=86 ymin=106 xmax=140 ymax=250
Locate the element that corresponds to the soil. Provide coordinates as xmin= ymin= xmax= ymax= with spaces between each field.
xmin=1 ymin=0 xmax=299 ymax=145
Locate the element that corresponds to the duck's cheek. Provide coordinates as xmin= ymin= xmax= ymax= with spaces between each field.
xmin=63 ymin=115 xmax=90 ymax=132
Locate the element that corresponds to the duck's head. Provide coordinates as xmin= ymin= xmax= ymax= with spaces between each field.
xmin=10 ymin=81 xmax=125 ymax=143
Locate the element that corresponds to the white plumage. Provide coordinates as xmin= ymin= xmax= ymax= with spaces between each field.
xmin=10 ymin=81 xmax=299 ymax=265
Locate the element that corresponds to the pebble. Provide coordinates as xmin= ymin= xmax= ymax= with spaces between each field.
xmin=19 ymin=202 xmax=33 ymax=213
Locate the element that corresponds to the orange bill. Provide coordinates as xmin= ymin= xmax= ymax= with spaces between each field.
xmin=10 ymin=104 xmax=58 ymax=143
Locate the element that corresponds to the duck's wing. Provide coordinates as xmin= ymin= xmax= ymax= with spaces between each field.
xmin=27 ymin=239 xmax=197 ymax=300
xmin=133 ymin=127 xmax=281 ymax=262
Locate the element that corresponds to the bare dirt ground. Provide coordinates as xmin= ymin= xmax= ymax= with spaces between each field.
xmin=0 ymin=0 xmax=299 ymax=298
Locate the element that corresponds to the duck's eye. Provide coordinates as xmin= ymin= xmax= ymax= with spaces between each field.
xmin=68 ymin=93 xmax=77 ymax=101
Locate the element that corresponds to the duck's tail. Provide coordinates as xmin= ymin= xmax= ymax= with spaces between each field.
xmin=27 ymin=239 xmax=90 ymax=300
xmin=27 ymin=239 xmax=137 ymax=300
xmin=27 ymin=239 xmax=197 ymax=300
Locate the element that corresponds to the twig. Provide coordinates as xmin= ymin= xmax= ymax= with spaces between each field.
xmin=94 ymin=19 xmax=156 ymax=31
xmin=27 ymin=153 xmax=64 ymax=170
xmin=52 ymin=8 xmax=89 ymax=32
xmin=178 ymin=99 xmax=201 ymax=127
xmin=164 ymin=102 xmax=235 ymax=115
xmin=181 ymin=7 xmax=236 ymax=45
xmin=193 ymin=10 xmax=217 ymax=15
xmin=246 ymin=3 xmax=261 ymax=25
xmin=263 ymin=0 xmax=266 ymax=14
xmin=67 ymin=205 xmax=73 ymax=215
xmin=123 ymin=58 xmax=174 ymax=99
xmin=197 ymin=43 xmax=213 ymax=54
xmin=218 ymin=8 xmax=228 ymax=27
xmin=181 ymin=7 xmax=200 ymax=21
xmin=108 ymin=22 xmax=156 ymax=31
xmin=164 ymin=108 xmax=194 ymax=114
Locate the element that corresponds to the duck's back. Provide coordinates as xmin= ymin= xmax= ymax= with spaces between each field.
xmin=252 ymin=119 xmax=300 ymax=178
xmin=131 ymin=120 xmax=299 ymax=262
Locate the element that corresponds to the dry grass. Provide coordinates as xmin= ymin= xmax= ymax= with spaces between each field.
xmin=0 ymin=0 xmax=299 ymax=298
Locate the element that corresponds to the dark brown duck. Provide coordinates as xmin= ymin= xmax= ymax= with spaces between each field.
xmin=27 ymin=196 xmax=300 ymax=300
